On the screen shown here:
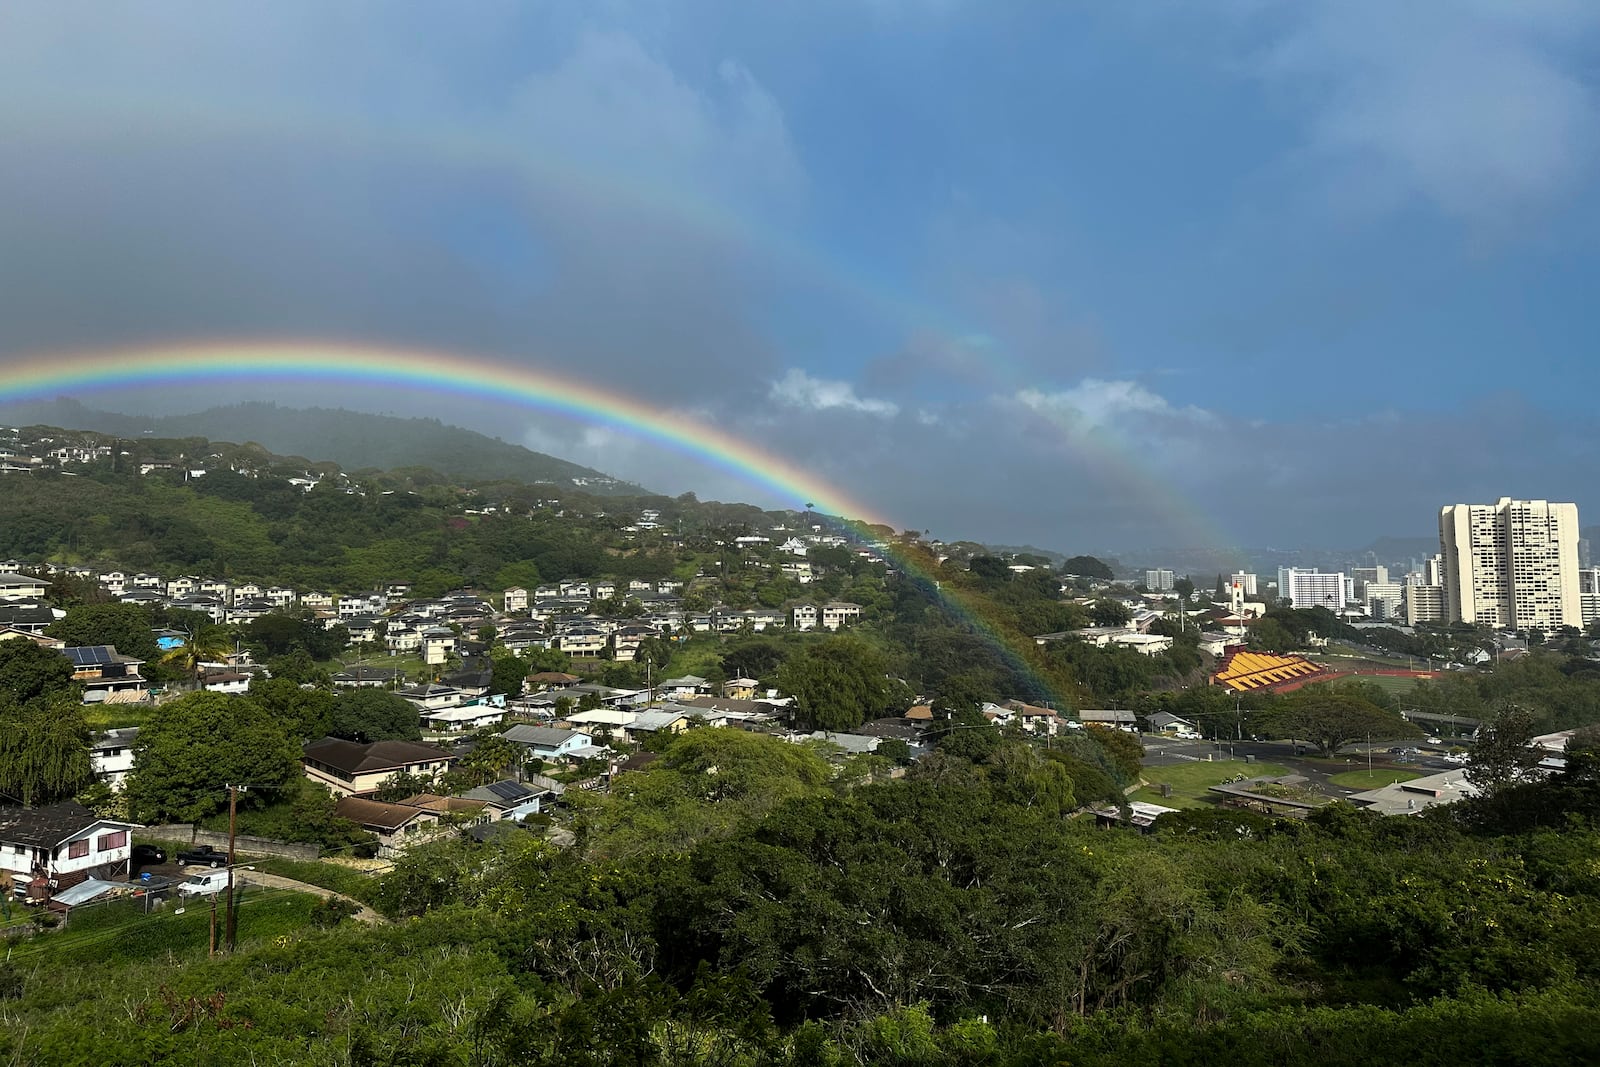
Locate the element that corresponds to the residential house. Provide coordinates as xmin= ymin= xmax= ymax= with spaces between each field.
xmin=0 ymin=626 xmax=63 ymax=648
xmin=503 ymin=587 xmax=529 ymax=613
xmin=420 ymin=702 xmax=508 ymax=733
xmin=386 ymin=626 xmax=421 ymax=654
xmin=0 ymin=573 xmax=50 ymax=600
xmin=331 ymin=665 xmax=406 ymax=688
xmin=62 ymin=645 xmax=148 ymax=704
xmin=1145 ymin=712 xmax=1201 ymax=739
xmin=821 ymin=601 xmax=863 ymax=630
xmin=0 ymin=801 xmax=141 ymax=894
xmin=500 ymin=725 xmax=601 ymax=764
xmin=301 ymin=738 xmax=458 ymax=797
xmin=724 ymin=677 xmax=761 ymax=700
xmin=89 ymin=728 xmax=140 ymax=791
xmin=620 ymin=709 xmax=691 ymax=743
xmin=0 ymin=601 xmax=58 ymax=634
xmin=331 ymin=796 xmax=442 ymax=858
xmin=421 ymin=628 xmax=457 ymax=666
xmin=394 ymin=684 xmax=467 ymax=711
xmin=301 ymin=591 xmax=334 ymax=610
xmin=557 ymin=627 xmax=608 ymax=658
xmin=1077 ymin=710 xmax=1140 ymax=731
xmin=791 ymin=604 xmax=819 ymax=631
xmin=659 ymin=675 xmax=711 ymax=700
xmin=462 ymin=779 xmax=553 ymax=821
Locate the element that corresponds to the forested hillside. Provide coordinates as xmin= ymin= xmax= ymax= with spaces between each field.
xmin=0 ymin=400 xmax=650 ymax=493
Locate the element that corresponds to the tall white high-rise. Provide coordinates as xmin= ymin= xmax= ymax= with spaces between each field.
xmin=1230 ymin=571 xmax=1258 ymax=596
xmin=1438 ymin=498 xmax=1580 ymax=630
xmin=1277 ymin=568 xmax=1348 ymax=611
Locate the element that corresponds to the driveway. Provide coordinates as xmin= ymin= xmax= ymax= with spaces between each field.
xmin=238 ymin=870 xmax=385 ymax=925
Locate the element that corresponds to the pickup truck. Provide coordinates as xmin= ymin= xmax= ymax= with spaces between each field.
xmin=176 ymin=845 xmax=228 ymax=868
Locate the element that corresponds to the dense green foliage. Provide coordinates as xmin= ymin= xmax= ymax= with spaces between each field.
xmin=5 ymin=728 xmax=1600 ymax=1065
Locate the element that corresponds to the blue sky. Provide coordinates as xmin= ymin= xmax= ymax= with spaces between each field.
xmin=2 ymin=2 xmax=1599 ymax=552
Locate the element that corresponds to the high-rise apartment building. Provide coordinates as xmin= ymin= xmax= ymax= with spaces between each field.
xmin=1144 ymin=568 xmax=1175 ymax=592
xmin=1405 ymin=584 xmax=1446 ymax=626
xmin=1277 ymin=568 xmax=1349 ymax=611
xmin=1365 ymin=581 xmax=1404 ymax=621
xmin=1438 ymin=498 xmax=1580 ymax=630
xmin=1230 ymin=571 xmax=1258 ymax=596
xmin=1579 ymin=568 xmax=1600 ymax=627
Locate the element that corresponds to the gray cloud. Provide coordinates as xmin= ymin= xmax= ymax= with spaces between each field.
xmin=1240 ymin=1 xmax=1600 ymax=230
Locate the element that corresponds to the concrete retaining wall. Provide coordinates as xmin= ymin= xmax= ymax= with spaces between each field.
xmin=141 ymin=824 xmax=320 ymax=861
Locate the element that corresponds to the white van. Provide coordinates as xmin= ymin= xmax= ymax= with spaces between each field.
xmin=176 ymin=870 xmax=230 ymax=897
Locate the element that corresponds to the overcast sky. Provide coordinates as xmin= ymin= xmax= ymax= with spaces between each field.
xmin=3 ymin=2 xmax=1599 ymax=553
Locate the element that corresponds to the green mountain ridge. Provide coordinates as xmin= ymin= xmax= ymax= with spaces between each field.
xmin=0 ymin=398 xmax=651 ymax=495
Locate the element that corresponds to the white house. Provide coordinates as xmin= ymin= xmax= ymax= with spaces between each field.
xmin=792 ymin=604 xmax=819 ymax=631
xmin=89 ymin=728 xmax=139 ymax=791
xmin=821 ymin=602 xmax=862 ymax=630
xmin=0 ymin=802 xmax=140 ymax=894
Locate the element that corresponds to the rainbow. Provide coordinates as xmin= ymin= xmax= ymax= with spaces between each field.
xmin=0 ymin=340 xmax=1066 ymax=705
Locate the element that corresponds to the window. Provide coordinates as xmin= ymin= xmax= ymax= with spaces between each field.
xmin=67 ymin=839 xmax=89 ymax=859
xmin=97 ymin=831 xmax=127 ymax=852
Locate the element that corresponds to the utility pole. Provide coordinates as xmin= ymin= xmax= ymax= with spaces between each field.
xmin=209 ymin=892 xmax=219 ymax=957
xmin=224 ymin=784 xmax=245 ymax=951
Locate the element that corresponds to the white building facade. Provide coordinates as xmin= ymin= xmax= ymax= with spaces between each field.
xmin=1439 ymin=498 xmax=1580 ymax=630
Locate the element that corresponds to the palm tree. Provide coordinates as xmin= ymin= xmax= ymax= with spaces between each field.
xmin=160 ymin=629 xmax=236 ymax=689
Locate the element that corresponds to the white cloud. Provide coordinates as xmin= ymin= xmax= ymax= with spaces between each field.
xmin=1014 ymin=379 xmax=1211 ymax=430
xmin=768 ymin=369 xmax=900 ymax=416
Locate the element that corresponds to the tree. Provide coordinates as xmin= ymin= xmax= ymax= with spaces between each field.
xmin=328 ymin=690 xmax=422 ymax=743
xmin=45 ymin=603 xmax=162 ymax=664
xmin=0 ymin=640 xmax=75 ymax=705
xmin=1173 ymin=576 xmax=1195 ymax=601
xmin=1465 ymin=705 xmax=1544 ymax=796
xmin=1089 ymin=600 xmax=1132 ymax=628
xmin=249 ymin=676 xmax=337 ymax=740
xmin=1273 ymin=691 xmax=1419 ymax=755
xmin=775 ymin=638 xmax=899 ymax=732
xmin=159 ymin=629 xmax=235 ymax=688
xmin=1062 ymin=555 xmax=1115 ymax=580
xmin=461 ymin=734 xmax=519 ymax=786
xmin=125 ymin=691 xmax=300 ymax=823
xmin=489 ymin=651 xmax=526 ymax=698
xmin=968 ymin=556 xmax=1012 ymax=582
xmin=1084 ymin=725 xmax=1145 ymax=782
xmin=0 ymin=692 xmax=93 ymax=806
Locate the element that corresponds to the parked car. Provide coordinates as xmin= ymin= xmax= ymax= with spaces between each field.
xmin=177 ymin=845 xmax=228 ymax=868
xmin=176 ymin=870 xmax=230 ymax=897
xmin=131 ymin=843 xmax=166 ymax=867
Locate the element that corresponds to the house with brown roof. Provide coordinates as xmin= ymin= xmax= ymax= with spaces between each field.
xmin=331 ymin=796 xmax=442 ymax=858
xmin=302 ymin=738 xmax=458 ymax=797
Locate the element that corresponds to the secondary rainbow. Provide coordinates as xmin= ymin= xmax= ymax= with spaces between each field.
xmin=0 ymin=340 xmax=1064 ymax=704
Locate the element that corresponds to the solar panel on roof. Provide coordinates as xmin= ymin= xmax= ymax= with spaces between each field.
xmin=67 ymin=646 xmax=114 ymax=667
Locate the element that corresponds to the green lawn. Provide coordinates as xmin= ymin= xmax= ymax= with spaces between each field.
xmin=8 ymin=886 xmax=318 ymax=964
xmin=1133 ymin=759 xmax=1291 ymax=810
xmin=1327 ymin=768 xmax=1423 ymax=789
xmin=82 ymin=703 xmax=154 ymax=730
xmin=1350 ymin=673 xmax=1427 ymax=696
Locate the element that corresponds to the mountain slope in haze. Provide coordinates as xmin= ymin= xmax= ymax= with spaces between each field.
xmin=0 ymin=398 xmax=651 ymax=494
